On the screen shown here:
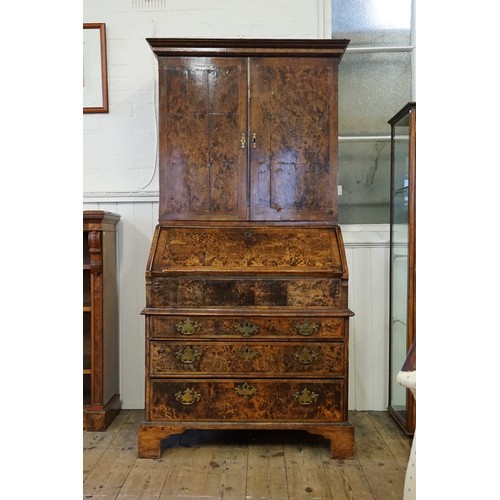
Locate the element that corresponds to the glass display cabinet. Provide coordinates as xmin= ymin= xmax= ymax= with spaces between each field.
xmin=388 ymin=102 xmax=416 ymax=435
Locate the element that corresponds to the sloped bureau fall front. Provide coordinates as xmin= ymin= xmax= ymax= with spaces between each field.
xmin=138 ymin=38 xmax=354 ymax=459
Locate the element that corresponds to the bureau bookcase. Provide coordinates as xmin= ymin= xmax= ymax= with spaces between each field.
xmin=138 ymin=39 xmax=354 ymax=459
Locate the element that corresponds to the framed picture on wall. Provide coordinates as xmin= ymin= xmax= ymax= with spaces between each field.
xmin=83 ymin=23 xmax=109 ymax=113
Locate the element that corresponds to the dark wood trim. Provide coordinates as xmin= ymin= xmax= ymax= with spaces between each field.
xmin=83 ymin=210 xmax=121 ymax=227
xmin=151 ymin=220 xmax=341 ymax=228
xmin=141 ymin=307 xmax=355 ymax=317
xmin=147 ymin=38 xmax=350 ymax=60
xmin=388 ymin=101 xmax=416 ymax=126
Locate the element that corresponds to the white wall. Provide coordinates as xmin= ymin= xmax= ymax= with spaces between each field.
xmin=83 ymin=0 xmax=390 ymax=411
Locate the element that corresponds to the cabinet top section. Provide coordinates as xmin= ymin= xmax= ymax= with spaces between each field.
xmin=147 ymin=38 xmax=350 ymax=60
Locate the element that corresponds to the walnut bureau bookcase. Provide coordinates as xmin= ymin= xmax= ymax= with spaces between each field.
xmin=83 ymin=210 xmax=121 ymax=431
xmin=138 ymin=38 xmax=354 ymax=459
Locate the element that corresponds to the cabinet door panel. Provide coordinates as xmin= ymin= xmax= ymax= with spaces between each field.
xmin=249 ymin=58 xmax=338 ymax=222
xmin=159 ymin=57 xmax=248 ymax=221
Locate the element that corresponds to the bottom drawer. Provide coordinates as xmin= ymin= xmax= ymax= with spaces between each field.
xmin=148 ymin=379 xmax=345 ymax=422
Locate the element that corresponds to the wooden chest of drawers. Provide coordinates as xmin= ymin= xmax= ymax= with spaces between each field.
xmin=139 ymin=226 xmax=354 ymax=458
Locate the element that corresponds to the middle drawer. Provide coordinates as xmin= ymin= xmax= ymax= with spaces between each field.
xmin=149 ymin=341 xmax=345 ymax=377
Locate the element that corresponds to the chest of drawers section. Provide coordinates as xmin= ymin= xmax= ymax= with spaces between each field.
xmin=139 ymin=226 xmax=354 ymax=459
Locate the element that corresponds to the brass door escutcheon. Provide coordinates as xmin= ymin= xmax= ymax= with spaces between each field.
xmin=251 ymin=132 xmax=257 ymax=148
xmin=293 ymin=347 xmax=317 ymax=365
xmin=233 ymin=382 xmax=257 ymax=399
xmin=175 ymin=387 xmax=201 ymax=406
xmin=293 ymin=320 xmax=320 ymax=336
xmin=240 ymin=132 xmax=246 ymax=149
xmin=175 ymin=318 xmax=201 ymax=336
xmin=235 ymin=321 xmax=259 ymax=337
xmin=175 ymin=345 xmax=202 ymax=364
xmin=293 ymin=388 xmax=318 ymax=406
xmin=236 ymin=346 xmax=260 ymax=361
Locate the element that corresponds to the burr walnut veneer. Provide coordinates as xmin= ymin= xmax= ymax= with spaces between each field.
xmin=139 ymin=39 xmax=353 ymax=459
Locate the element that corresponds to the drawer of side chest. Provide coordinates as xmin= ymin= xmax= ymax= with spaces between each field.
xmin=148 ymin=379 xmax=346 ymax=422
xmin=149 ymin=316 xmax=346 ymax=340
xmin=149 ymin=341 xmax=345 ymax=377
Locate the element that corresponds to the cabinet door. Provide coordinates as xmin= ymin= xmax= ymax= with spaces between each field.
xmin=159 ymin=58 xmax=248 ymax=221
xmin=249 ymin=58 xmax=339 ymax=222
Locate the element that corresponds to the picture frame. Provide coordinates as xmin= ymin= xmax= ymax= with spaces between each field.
xmin=83 ymin=23 xmax=109 ymax=113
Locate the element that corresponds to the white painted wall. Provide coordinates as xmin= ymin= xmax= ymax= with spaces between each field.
xmin=83 ymin=0 xmax=391 ymax=411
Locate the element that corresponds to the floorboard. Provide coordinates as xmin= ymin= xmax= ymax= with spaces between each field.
xmin=83 ymin=410 xmax=413 ymax=499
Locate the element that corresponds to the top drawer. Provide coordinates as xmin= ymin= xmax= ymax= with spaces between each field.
xmin=147 ymin=225 xmax=347 ymax=278
xmin=146 ymin=276 xmax=346 ymax=309
xmin=148 ymin=315 xmax=347 ymax=340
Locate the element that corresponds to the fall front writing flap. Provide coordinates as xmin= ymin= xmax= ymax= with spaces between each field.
xmin=146 ymin=226 xmax=348 ymax=278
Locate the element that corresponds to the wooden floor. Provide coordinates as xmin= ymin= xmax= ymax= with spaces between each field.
xmin=83 ymin=410 xmax=412 ymax=499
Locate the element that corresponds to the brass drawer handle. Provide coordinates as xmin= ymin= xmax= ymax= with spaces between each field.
xmin=175 ymin=345 xmax=202 ymax=364
xmin=236 ymin=346 xmax=260 ymax=361
xmin=175 ymin=387 xmax=201 ymax=406
xmin=293 ymin=320 xmax=320 ymax=336
xmin=234 ymin=382 xmax=257 ymax=399
xmin=175 ymin=318 xmax=201 ymax=336
xmin=293 ymin=347 xmax=317 ymax=365
xmin=235 ymin=321 xmax=259 ymax=337
xmin=293 ymin=388 xmax=318 ymax=406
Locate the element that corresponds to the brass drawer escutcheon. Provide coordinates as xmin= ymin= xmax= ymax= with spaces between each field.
xmin=293 ymin=320 xmax=320 ymax=336
xmin=175 ymin=387 xmax=201 ymax=406
xmin=153 ymin=279 xmax=162 ymax=294
xmin=175 ymin=345 xmax=202 ymax=364
xmin=293 ymin=388 xmax=319 ymax=406
xmin=333 ymin=280 xmax=341 ymax=298
xmin=293 ymin=347 xmax=317 ymax=365
xmin=233 ymin=382 xmax=257 ymax=399
xmin=235 ymin=321 xmax=259 ymax=337
xmin=236 ymin=346 xmax=260 ymax=361
xmin=175 ymin=318 xmax=201 ymax=336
